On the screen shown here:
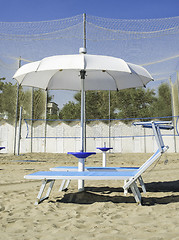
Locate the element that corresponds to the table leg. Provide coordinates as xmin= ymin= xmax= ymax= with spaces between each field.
xmin=78 ymin=158 xmax=85 ymax=191
xmin=102 ymin=151 xmax=106 ymax=167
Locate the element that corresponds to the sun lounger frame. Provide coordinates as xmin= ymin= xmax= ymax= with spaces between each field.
xmin=50 ymin=166 xmax=141 ymax=193
xmin=24 ymin=121 xmax=172 ymax=205
xmin=25 ymin=146 xmax=167 ymax=205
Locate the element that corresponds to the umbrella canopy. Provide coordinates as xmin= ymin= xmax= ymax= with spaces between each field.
xmin=13 ymin=52 xmax=153 ymax=153
xmin=13 ymin=54 xmax=153 ymax=91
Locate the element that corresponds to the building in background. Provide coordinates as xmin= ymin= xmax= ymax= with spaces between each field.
xmin=47 ymin=102 xmax=59 ymax=117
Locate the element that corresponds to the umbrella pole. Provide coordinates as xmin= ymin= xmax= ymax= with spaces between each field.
xmin=80 ymin=70 xmax=86 ymax=153
xmin=81 ymin=77 xmax=85 ymax=153
xmin=78 ymin=70 xmax=86 ymax=191
xmin=78 ymin=15 xmax=87 ymax=191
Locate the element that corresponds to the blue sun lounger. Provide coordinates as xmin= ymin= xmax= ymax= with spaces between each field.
xmin=50 ymin=120 xmax=173 ymax=192
xmin=25 ymin=147 xmax=168 ymax=205
xmin=24 ymin=121 xmax=173 ymax=205
xmin=50 ymin=166 xmax=140 ymax=193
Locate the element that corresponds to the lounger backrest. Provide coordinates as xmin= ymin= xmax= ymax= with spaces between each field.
xmin=124 ymin=120 xmax=171 ymax=190
xmin=138 ymin=146 xmax=168 ymax=173
xmin=123 ymin=146 xmax=168 ymax=190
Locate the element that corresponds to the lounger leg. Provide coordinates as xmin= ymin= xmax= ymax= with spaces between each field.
xmin=130 ymin=182 xmax=142 ymax=205
xmin=35 ymin=180 xmax=55 ymax=205
xmin=124 ymin=180 xmax=128 ymax=195
xmin=45 ymin=180 xmax=55 ymax=198
xmin=64 ymin=179 xmax=71 ymax=189
xmin=59 ymin=180 xmax=66 ymax=192
xmin=59 ymin=179 xmax=71 ymax=192
xmin=138 ymin=176 xmax=146 ymax=193
xmin=35 ymin=180 xmax=47 ymax=205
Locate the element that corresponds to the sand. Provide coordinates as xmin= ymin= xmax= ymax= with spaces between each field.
xmin=0 ymin=152 xmax=179 ymax=240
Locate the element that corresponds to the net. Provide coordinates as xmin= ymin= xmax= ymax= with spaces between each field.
xmin=0 ymin=14 xmax=179 ymax=153
xmin=0 ymin=15 xmax=178 ymax=82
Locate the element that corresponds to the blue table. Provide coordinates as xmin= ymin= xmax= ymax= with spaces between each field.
xmin=68 ymin=151 xmax=96 ymax=191
xmin=96 ymin=147 xmax=113 ymax=167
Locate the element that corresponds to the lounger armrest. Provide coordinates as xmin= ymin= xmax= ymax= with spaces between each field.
xmin=133 ymin=121 xmax=172 ymax=126
xmin=133 ymin=121 xmax=173 ymax=130
xmin=141 ymin=125 xmax=173 ymax=130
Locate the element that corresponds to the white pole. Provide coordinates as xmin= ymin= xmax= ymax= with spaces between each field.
xmin=78 ymin=14 xmax=87 ymax=191
xmin=103 ymin=142 xmax=106 ymax=167
xmin=17 ymin=106 xmax=23 ymax=156
xmin=103 ymin=152 xmax=106 ymax=167
xmin=31 ymin=87 xmax=34 ymax=153
xmin=14 ymin=57 xmax=21 ymax=155
xmin=79 ymin=70 xmax=86 ymax=191
xmin=109 ymin=90 xmax=111 ymax=148
xmin=169 ymin=77 xmax=177 ymax=152
xmin=44 ymin=90 xmax=48 ymax=152
xmin=78 ymin=157 xmax=85 ymax=191
xmin=81 ymin=77 xmax=85 ymax=152
xmin=83 ymin=13 xmax=86 ymax=50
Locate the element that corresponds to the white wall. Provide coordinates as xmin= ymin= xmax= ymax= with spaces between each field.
xmin=0 ymin=121 xmax=178 ymax=154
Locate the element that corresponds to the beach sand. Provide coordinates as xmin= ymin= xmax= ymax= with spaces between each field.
xmin=0 ymin=152 xmax=179 ymax=240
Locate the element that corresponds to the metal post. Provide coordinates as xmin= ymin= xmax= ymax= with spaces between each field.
xmin=84 ymin=90 xmax=86 ymax=152
xmin=17 ymin=106 xmax=23 ymax=156
xmin=176 ymin=72 xmax=179 ymax=152
xmin=176 ymin=72 xmax=179 ymax=106
xmin=144 ymin=127 xmax=146 ymax=153
xmin=31 ymin=87 xmax=34 ymax=152
xmin=83 ymin=13 xmax=87 ymax=152
xmin=169 ymin=77 xmax=177 ymax=152
xmin=109 ymin=90 xmax=111 ymax=148
xmin=14 ymin=57 xmax=21 ymax=155
xmin=77 ymin=15 xmax=87 ymax=191
xmin=83 ymin=13 xmax=86 ymax=50
xmin=80 ymin=75 xmax=85 ymax=152
xmin=78 ymin=157 xmax=85 ymax=191
xmin=79 ymin=71 xmax=86 ymax=191
xmin=44 ymin=90 xmax=48 ymax=152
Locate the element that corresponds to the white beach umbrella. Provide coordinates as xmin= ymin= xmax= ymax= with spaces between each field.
xmin=13 ymin=50 xmax=153 ymax=152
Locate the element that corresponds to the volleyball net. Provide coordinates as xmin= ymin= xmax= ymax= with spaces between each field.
xmin=0 ymin=14 xmax=179 ymax=153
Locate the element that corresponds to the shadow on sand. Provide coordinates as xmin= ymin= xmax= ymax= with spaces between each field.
xmin=55 ymin=180 xmax=179 ymax=206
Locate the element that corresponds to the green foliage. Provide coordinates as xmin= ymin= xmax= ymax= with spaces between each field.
xmin=0 ymin=77 xmax=173 ymax=124
xmin=59 ymin=101 xmax=80 ymax=120
xmin=47 ymin=114 xmax=59 ymax=120
xmin=152 ymin=83 xmax=172 ymax=118
xmin=0 ymin=78 xmax=53 ymax=123
xmin=59 ymin=91 xmax=116 ymax=121
xmin=32 ymin=89 xmax=46 ymax=119
xmin=114 ymin=88 xmax=157 ymax=120
xmin=19 ymin=87 xmax=31 ymax=119
xmin=59 ymin=84 xmax=172 ymax=122
xmin=0 ymin=81 xmax=17 ymax=122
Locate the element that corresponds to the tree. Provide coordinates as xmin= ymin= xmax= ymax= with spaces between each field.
xmin=0 ymin=78 xmax=5 ymax=114
xmin=19 ymin=88 xmax=53 ymax=120
xmin=152 ymin=83 xmax=172 ymax=118
xmin=0 ymin=81 xmax=17 ymax=122
xmin=113 ymin=88 xmax=156 ymax=120
xmin=59 ymin=101 xmax=80 ymax=120
xmin=0 ymin=77 xmax=53 ymax=123
xmin=59 ymin=83 xmax=172 ymax=122
xmin=59 ymin=91 xmax=115 ymax=121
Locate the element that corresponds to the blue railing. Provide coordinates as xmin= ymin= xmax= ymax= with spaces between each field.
xmin=24 ymin=115 xmax=179 ymax=139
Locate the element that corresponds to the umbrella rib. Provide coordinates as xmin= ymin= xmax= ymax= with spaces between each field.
xmin=127 ymin=64 xmax=153 ymax=87
xmin=35 ymin=61 xmax=43 ymax=72
xmin=134 ymin=73 xmax=147 ymax=88
xmin=45 ymin=70 xmax=60 ymax=90
xmin=105 ymin=70 xmax=119 ymax=91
